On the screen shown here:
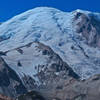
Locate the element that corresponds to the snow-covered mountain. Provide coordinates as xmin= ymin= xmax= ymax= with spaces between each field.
xmin=1 ymin=7 xmax=100 ymax=99
xmin=0 ymin=7 xmax=100 ymax=79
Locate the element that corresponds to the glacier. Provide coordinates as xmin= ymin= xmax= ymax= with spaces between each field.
xmin=0 ymin=7 xmax=100 ymax=79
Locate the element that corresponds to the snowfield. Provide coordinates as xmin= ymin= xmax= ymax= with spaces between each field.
xmin=0 ymin=7 xmax=100 ymax=79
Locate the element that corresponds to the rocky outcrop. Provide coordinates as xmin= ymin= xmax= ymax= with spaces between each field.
xmin=15 ymin=75 xmax=100 ymax=100
xmin=0 ymin=94 xmax=13 ymax=100
xmin=74 ymin=11 xmax=100 ymax=47
xmin=0 ymin=57 xmax=27 ymax=97
xmin=17 ymin=91 xmax=45 ymax=100
xmin=39 ymin=75 xmax=100 ymax=100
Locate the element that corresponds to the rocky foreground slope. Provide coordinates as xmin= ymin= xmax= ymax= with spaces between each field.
xmin=0 ymin=57 xmax=27 ymax=97
xmin=15 ymin=75 xmax=100 ymax=100
xmin=40 ymin=75 xmax=100 ymax=100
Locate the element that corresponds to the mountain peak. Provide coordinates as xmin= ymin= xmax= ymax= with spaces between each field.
xmin=75 ymin=9 xmax=84 ymax=13
xmin=73 ymin=9 xmax=91 ymax=15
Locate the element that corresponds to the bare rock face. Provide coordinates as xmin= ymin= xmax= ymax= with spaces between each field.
xmin=74 ymin=12 xmax=100 ymax=47
xmin=16 ymin=75 xmax=100 ymax=100
xmin=17 ymin=91 xmax=45 ymax=100
xmin=39 ymin=75 xmax=100 ymax=100
xmin=0 ymin=94 xmax=13 ymax=100
xmin=0 ymin=57 xmax=27 ymax=97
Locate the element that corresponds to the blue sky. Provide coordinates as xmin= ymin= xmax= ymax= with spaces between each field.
xmin=0 ymin=0 xmax=100 ymax=21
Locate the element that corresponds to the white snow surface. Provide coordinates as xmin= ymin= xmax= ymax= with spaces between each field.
xmin=3 ymin=42 xmax=60 ymax=85
xmin=0 ymin=7 xmax=100 ymax=79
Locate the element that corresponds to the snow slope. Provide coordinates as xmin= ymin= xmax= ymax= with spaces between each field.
xmin=2 ymin=42 xmax=79 ymax=91
xmin=0 ymin=7 xmax=100 ymax=79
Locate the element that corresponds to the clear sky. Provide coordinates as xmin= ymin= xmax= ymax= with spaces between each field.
xmin=0 ymin=0 xmax=100 ymax=22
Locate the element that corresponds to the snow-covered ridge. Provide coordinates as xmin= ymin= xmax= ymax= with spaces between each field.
xmin=0 ymin=7 xmax=100 ymax=79
xmin=2 ymin=41 xmax=79 ymax=90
